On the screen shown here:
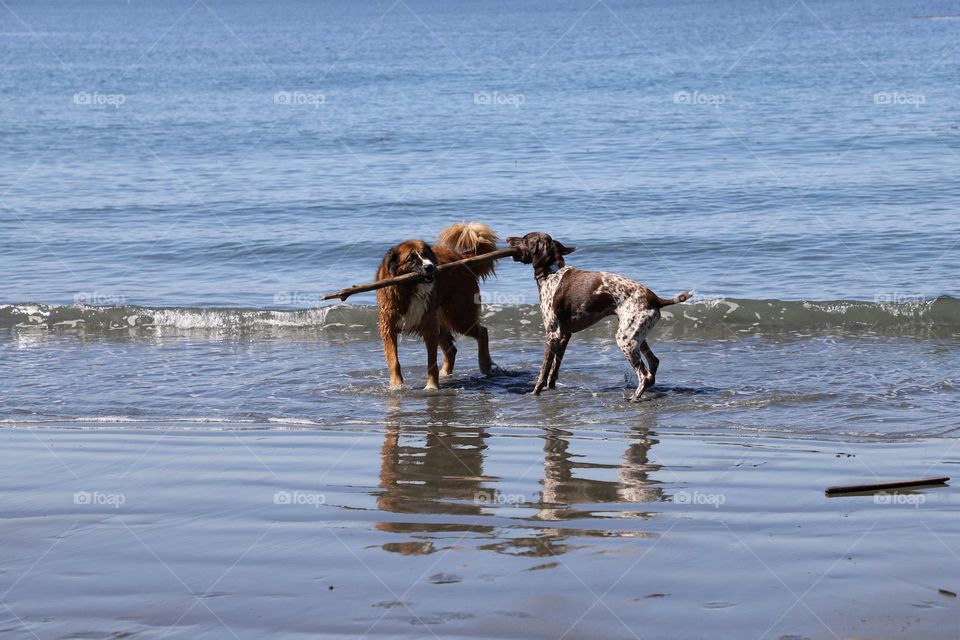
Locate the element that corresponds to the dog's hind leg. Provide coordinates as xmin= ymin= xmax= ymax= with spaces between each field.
xmin=439 ymin=331 xmax=457 ymax=376
xmin=616 ymin=325 xmax=653 ymax=401
xmin=546 ymin=333 xmax=571 ymax=389
xmin=463 ymin=324 xmax=494 ymax=376
xmin=639 ymin=340 xmax=659 ymax=388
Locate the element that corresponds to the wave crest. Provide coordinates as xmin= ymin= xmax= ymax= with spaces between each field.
xmin=2 ymin=296 xmax=957 ymax=339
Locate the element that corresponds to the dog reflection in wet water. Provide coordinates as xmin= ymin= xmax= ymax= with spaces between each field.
xmin=508 ymin=231 xmax=693 ymax=401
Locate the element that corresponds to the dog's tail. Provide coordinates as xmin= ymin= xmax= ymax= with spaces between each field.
xmin=656 ymin=290 xmax=694 ymax=307
xmin=436 ymin=221 xmax=499 ymax=279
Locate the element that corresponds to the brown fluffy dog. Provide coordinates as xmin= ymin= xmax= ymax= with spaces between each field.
xmin=377 ymin=222 xmax=498 ymax=390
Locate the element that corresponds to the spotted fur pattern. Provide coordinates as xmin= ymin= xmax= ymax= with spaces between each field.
xmin=508 ymin=231 xmax=692 ymax=401
xmin=537 ymin=266 xmax=572 ymax=340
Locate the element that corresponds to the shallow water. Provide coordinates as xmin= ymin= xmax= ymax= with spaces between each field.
xmin=3 ymin=297 xmax=959 ymax=439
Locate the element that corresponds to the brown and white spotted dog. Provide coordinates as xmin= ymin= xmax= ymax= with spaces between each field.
xmin=507 ymin=232 xmax=693 ymax=401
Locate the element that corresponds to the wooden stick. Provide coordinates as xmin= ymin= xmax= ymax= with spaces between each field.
xmin=825 ymin=476 xmax=949 ymax=496
xmin=321 ymin=247 xmax=522 ymax=302
xmin=321 ymin=271 xmax=422 ymax=301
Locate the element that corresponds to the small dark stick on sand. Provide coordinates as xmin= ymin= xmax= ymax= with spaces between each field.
xmin=824 ymin=476 xmax=949 ymax=496
xmin=321 ymin=246 xmax=523 ymax=302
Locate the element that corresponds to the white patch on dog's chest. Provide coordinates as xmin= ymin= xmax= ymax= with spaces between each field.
xmin=538 ymin=267 xmax=571 ymax=335
xmin=401 ymin=282 xmax=433 ymax=329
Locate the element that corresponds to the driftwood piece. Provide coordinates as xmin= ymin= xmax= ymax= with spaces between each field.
xmin=321 ymin=247 xmax=522 ymax=302
xmin=824 ymin=476 xmax=949 ymax=496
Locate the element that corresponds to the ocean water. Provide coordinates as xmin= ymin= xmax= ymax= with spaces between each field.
xmin=1 ymin=0 xmax=958 ymax=437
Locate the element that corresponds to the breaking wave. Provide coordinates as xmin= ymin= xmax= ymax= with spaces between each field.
xmin=2 ymin=296 xmax=957 ymax=340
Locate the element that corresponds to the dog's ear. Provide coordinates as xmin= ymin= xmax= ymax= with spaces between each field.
xmin=385 ymin=249 xmax=400 ymax=276
xmin=556 ymin=241 xmax=576 ymax=255
xmin=550 ymin=240 xmax=574 ymax=268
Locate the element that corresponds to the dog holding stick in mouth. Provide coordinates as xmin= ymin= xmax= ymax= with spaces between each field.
xmin=507 ymin=232 xmax=693 ymax=400
xmin=376 ymin=222 xmax=499 ymax=390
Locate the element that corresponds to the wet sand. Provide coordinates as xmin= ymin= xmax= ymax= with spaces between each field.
xmin=2 ymin=424 xmax=959 ymax=639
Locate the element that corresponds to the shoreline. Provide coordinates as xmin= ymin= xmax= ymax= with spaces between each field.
xmin=2 ymin=425 xmax=959 ymax=639
xmin=2 ymin=418 xmax=958 ymax=444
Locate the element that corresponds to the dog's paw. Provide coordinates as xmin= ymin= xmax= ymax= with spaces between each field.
xmin=439 ymin=368 xmax=454 ymax=377
xmin=423 ymin=382 xmax=440 ymax=391
xmin=483 ymin=363 xmax=506 ymax=377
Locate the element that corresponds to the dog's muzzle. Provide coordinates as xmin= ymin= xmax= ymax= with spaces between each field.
xmin=509 ymin=246 xmax=533 ymax=264
xmin=420 ymin=263 xmax=436 ymax=283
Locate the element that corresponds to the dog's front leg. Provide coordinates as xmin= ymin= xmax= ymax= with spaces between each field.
xmin=546 ymin=333 xmax=570 ymax=389
xmin=382 ymin=328 xmax=404 ymax=389
xmin=423 ymin=330 xmax=440 ymax=391
xmin=533 ymin=338 xmax=558 ymax=395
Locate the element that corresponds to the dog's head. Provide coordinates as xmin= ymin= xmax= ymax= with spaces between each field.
xmin=382 ymin=240 xmax=439 ymax=283
xmin=507 ymin=232 xmax=576 ymax=270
